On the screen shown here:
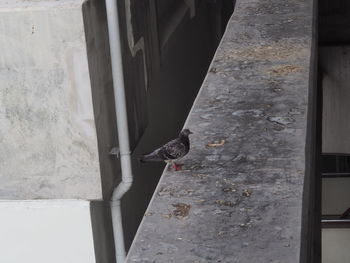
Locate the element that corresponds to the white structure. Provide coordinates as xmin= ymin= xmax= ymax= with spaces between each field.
xmin=0 ymin=1 xmax=117 ymax=262
xmin=0 ymin=201 xmax=98 ymax=263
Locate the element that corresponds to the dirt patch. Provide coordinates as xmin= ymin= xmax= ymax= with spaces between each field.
xmin=214 ymin=200 xmax=235 ymax=207
xmin=225 ymin=41 xmax=307 ymax=61
xmin=267 ymin=65 xmax=302 ymax=75
xmin=172 ymin=203 xmax=191 ymax=219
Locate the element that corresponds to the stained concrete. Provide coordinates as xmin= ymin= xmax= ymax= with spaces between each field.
xmin=0 ymin=0 xmax=102 ymax=199
xmin=126 ymin=0 xmax=316 ymax=262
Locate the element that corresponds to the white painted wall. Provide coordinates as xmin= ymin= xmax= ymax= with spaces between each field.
xmin=322 ymin=46 xmax=350 ymax=154
xmin=322 ymin=178 xmax=350 ymax=215
xmin=323 ymin=228 xmax=350 ymax=263
xmin=0 ymin=201 xmax=96 ymax=263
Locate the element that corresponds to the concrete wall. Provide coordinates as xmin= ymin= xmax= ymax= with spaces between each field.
xmin=0 ymin=2 xmax=118 ymax=262
xmin=0 ymin=0 xmax=103 ymax=200
xmin=0 ymin=200 xmax=115 ymax=263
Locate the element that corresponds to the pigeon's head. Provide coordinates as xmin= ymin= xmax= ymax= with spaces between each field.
xmin=180 ymin=129 xmax=193 ymax=137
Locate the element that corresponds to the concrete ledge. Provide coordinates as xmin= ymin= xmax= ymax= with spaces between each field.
xmin=127 ymin=0 xmax=315 ymax=262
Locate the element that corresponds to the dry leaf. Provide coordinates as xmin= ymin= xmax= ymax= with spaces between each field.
xmin=215 ymin=200 xmax=235 ymax=207
xmin=242 ymin=189 xmax=252 ymax=197
xmin=162 ymin=213 xmax=172 ymax=219
xmin=207 ymin=139 xmax=226 ymax=147
xmin=267 ymin=65 xmax=301 ymax=75
xmin=144 ymin=212 xmax=154 ymax=216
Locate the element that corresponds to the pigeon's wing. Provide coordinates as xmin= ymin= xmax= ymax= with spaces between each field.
xmin=140 ymin=148 xmax=164 ymax=162
xmin=158 ymin=138 xmax=188 ymax=160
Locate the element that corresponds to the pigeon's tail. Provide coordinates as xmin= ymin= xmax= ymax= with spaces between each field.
xmin=139 ymin=152 xmax=163 ymax=163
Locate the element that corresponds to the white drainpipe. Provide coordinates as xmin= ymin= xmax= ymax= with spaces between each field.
xmin=105 ymin=0 xmax=133 ymax=262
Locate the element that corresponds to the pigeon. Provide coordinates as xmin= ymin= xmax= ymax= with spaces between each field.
xmin=139 ymin=129 xmax=193 ymax=170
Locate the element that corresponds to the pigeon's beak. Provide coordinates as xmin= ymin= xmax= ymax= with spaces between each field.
xmin=189 ymin=131 xmax=193 ymax=134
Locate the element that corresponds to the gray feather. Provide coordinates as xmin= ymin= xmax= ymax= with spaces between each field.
xmin=139 ymin=129 xmax=192 ymax=163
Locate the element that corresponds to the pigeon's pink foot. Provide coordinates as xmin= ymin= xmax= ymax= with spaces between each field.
xmin=173 ymin=163 xmax=182 ymax=171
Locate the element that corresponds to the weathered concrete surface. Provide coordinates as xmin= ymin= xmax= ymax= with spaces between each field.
xmin=0 ymin=0 xmax=117 ymax=199
xmin=127 ymin=0 xmax=315 ymax=262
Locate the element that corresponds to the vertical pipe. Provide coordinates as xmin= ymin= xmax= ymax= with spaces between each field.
xmin=110 ymin=200 xmax=127 ymax=263
xmin=105 ymin=0 xmax=134 ymax=262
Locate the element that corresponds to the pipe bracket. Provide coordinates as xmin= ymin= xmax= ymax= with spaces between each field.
xmin=109 ymin=147 xmax=120 ymax=158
